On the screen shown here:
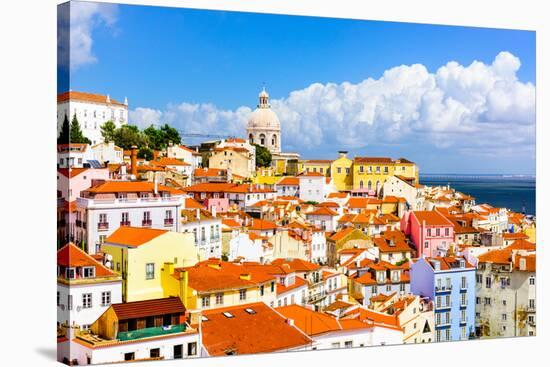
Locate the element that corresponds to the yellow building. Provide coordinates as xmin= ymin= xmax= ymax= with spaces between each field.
xmin=102 ymin=227 xmax=199 ymax=302
xmin=352 ymin=157 xmax=418 ymax=194
xmin=330 ymin=151 xmax=353 ymax=191
xmin=161 ymin=259 xmax=277 ymax=311
xmin=301 ymin=159 xmax=333 ymax=176
xmin=209 ymin=146 xmax=254 ymax=179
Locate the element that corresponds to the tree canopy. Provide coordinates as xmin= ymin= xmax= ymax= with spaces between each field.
xmin=137 ymin=146 xmax=154 ymax=161
xmin=58 ymin=114 xmax=70 ymax=144
xmin=69 ymin=114 xmax=91 ymax=144
xmin=100 ymin=120 xmax=117 ymax=143
xmin=112 ymin=125 xmax=148 ymax=150
xmin=254 ymin=144 xmax=272 ymax=167
xmin=143 ymin=124 xmax=181 ymax=150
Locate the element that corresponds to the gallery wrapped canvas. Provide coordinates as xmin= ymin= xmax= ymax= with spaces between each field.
xmin=57 ymin=1 xmax=536 ymax=365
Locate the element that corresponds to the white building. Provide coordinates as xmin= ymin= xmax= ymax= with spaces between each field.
xmin=57 ymin=243 xmax=122 ymax=330
xmin=166 ymin=143 xmax=203 ymax=169
xmin=305 ymin=206 xmax=339 ymax=232
xmin=76 ymin=181 xmax=184 ymax=254
xmin=246 ymin=88 xmax=281 ymax=154
xmin=228 ymin=232 xmax=273 ymax=263
xmin=310 ymin=229 xmax=328 ymax=264
xmin=58 ymin=144 xmax=94 ymax=168
xmin=57 ymin=91 xmax=129 ymax=145
xmin=383 ymin=175 xmax=423 ymax=212
xmin=275 ymin=176 xmax=300 ymax=197
xmin=276 ymin=305 xmax=403 ymax=349
xmin=298 ymin=171 xmax=325 ymax=203
xmin=180 ymin=208 xmax=222 ymax=259
xmin=91 ymin=141 xmax=124 ymax=165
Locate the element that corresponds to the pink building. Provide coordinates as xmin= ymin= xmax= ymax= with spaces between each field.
xmin=57 ymin=168 xmax=110 ymax=202
xmin=401 ymin=210 xmax=454 ymax=257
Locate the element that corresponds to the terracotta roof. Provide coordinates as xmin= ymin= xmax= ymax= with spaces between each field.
xmin=298 ymin=171 xmax=325 ymax=177
xmin=342 ymin=307 xmax=401 ymax=331
xmin=201 ymin=302 xmax=311 ymax=356
xmin=57 ymin=168 xmax=93 ymax=178
xmin=194 ymin=168 xmax=227 ymax=177
xmin=277 ymin=176 xmax=299 ymax=186
xmin=422 ymin=256 xmax=475 ymax=270
xmin=478 ymin=240 xmax=536 ymax=265
xmin=248 ymin=218 xmax=278 ymax=231
xmin=222 ymin=219 xmax=242 ymax=228
xmin=373 ymin=237 xmax=411 ymax=253
xmin=111 ymin=297 xmax=184 ymax=320
xmin=57 ymin=143 xmax=88 ymax=153
xmin=346 ymin=197 xmax=382 ymax=208
xmin=57 ymin=91 xmax=126 ymax=106
xmin=184 ymin=197 xmax=205 ymax=209
xmin=151 ymin=157 xmax=191 ymax=166
xmin=175 ymin=260 xmax=275 ymax=292
xmin=85 ymin=181 xmax=184 ymax=195
xmin=57 ymin=243 xmax=116 ymax=277
xmin=327 ymin=227 xmax=357 ymax=242
xmin=183 ymin=183 xmax=275 ymax=194
xmin=304 ymin=159 xmax=333 ymax=164
xmin=105 ymin=227 xmax=167 ymax=247
xmin=503 ymin=232 xmax=529 ymax=240
xmin=276 ymin=276 xmax=308 ymax=295
xmin=354 ymin=157 xmax=394 ymax=164
xmin=271 ymin=258 xmax=320 ymax=272
xmin=277 ymin=304 xmax=345 ymax=335
xmin=412 ymin=211 xmax=453 ymax=226
xmin=514 ymin=254 xmax=536 ymax=272
xmin=327 ymin=192 xmax=348 ymax=199
xmin=307 ymin=206 xmax=338 ymax=216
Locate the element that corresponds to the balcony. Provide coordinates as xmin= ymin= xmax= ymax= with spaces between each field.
xmin=435 ymin=303 xmax=452 ymax=311
xmin=142 ymin=219 xmax=152 ymax=227
xmin=459 ymin=317 xmax=468 ymax=326
xmin=307 ymin=290 xmax=327 ymax=303
xmin=164 ymin=218 xmax=174 ymax=226
xmin=117 ymin=324 xmax=187 ymax=342
xmin=435 ymin=285 xmax=452 ymax=294
xmin=120 ymin=221 xmax=131 ymax=227
xmin=77 ymin=196 xmax=184 ymax=209
xmin=459 ymin=301 xmax=468 ymax=309
xmin=97 ymin=222 xmax=109 ymax=231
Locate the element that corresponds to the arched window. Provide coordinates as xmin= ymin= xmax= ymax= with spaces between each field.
xmin=376 ymin=181 xmax=380 ymax=192
xmin=249 ymin=133 xmax=254 ymax=144
xmin=359 ymin=180 xmax=364 ymax=189
xmin=272 ymin=134 xmax=277 ymax=146
xmin=260 ymin=133 xmax=266 ymax=146
xmin=368 ymin=181 xmax=372 ymax=190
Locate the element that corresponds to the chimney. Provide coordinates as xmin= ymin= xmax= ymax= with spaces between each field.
xmin=130 ymin=145 xmax=138 ymax=178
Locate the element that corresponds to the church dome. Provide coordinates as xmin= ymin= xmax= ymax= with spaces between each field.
xmin=247 ymin=87 xmax=280 ymax=129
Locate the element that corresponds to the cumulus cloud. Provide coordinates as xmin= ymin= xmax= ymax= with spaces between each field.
xmin=130 ymin=51 xmax=535 ymax=157
xmin=58 ymin=2 xmax=118 ymax=71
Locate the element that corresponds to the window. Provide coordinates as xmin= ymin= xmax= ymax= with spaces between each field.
xmin=65 ymin=267 xmax=76 ymax=279
xmin=484 ymin=297 xmax=491 ymax=305
xmin=57 ymin=291 xmax=60 ymax=306
xmin=101 ymin=291 xmax=111 ymax=306
xmin=99 ymin=213 xmax=107 ymax=223
xmin=344 ymin=341 xmax=353 ymax=348
xmin=461 ymin=276 xmax=467 ymax=289
xmin=331 ymin=342 xmax=341 ymax=349
xmin=529 ymin=299 xmax=535 ymax=309
xmin=202 ymin=295 xmax=210 ymax=308
xmin=424 ymin=241 xmax=429 ymax=249
xmin=436 ymin=228 xmax=440 ymax=236
xmin=427 ymin=229 xmax=432 ymax=237
xmin=337 ymin=167 xmax=342 ymax=174
xmin=82 ymin=267 xmax=95 ymax=278
xmin=215 ymin=293 xmax=224 ymax=305
xmin=68 ymin=295 xmax=73 ymax=310
xmin=260 ymin=285 xmax=264 ymax=296
xmin=461 ymin=326 xmax=467 ymax=339
xmin=187 ymin=342 xmax=197 ymax=356
xmin=150 ymin=348 xmax=160 ymax=358
xmin=124 ymin=352 xmax=135 ymax=361
xmin=445 ymin=228 xmax=449 ymax=236
xmin=82 ymin=293 xmax=92 ymax=308
xmin=239 ymin=289 xmax=247 ymax=301
xmin=485 ymin=277 xmax=492 ymax=288
xmin=461 ymin=293 xmax=467 ymax=306
xmin=476 ymin=274 xmax=482 ymax=283
xmin=502 ymin=313 xmax=507 ymax=321
xmin=146 ymin=263 xmax=155 ymax=280
xmin=271 ymin=281 xmax=275 ymax=292
xmin=529 ymin=277 xmax=535 ymax=285
xmin=372 ymin=285 xmax=378 ymax=294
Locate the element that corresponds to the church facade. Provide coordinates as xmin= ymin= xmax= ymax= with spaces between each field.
xmin=246 ymin=88 xmax=299 ymax=175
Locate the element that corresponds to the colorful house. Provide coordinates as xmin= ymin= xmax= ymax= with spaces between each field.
xmin=402 ymin=210 xmax=454 ymax=257
xmin=330 ymin=151 xmax=354 ymax=191
xmin=101 ymin=227 xmax=199 ymax=302
xmin=410 ymin=256 xmax=476 ymax=342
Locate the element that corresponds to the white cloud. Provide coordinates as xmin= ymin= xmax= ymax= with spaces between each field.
xmin=65 ymin=2 xmax=118 ymax=70
xmin=130 ymin=51 xmax=535 ymax=157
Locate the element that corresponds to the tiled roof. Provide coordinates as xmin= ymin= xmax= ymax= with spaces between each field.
xmin=271 ymin=258 xmax=320 ymax=272
xmin=184 ymin=197 xmax=205 ymax=209
xmin=85 ymin=181 xmax=184 ymax=195
xmin=307 ymin=206 xmax=338 ymax=216
xmin=354 ymin=157 xmax=394 ymax=163
xmin=58 ymin=168 xmax=92 ymax=178
xmin=105 ymin=227 xmax=167 ymax=247
xmin=200 ymin=302 xmax=311 ymax=356
xmin=277 ymin=176 xmax=299 ymax=186
xmin=57 ymin=243 xmax=116 ymax=277
xmin=412 ymin=211 xmax=453 ymax=226
xmin=111 ymin=297 xmax=185 ymax=320
xmin=57 ymin=91 xmax=126 ymax=106
xmin=248 ymin=218 xmax=278 ymax=231
xmin=194 ymin=168 xmax=227 ymax=177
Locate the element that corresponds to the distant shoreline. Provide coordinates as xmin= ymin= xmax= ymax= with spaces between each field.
xmin=420 ymin=173 xmax=536 ymax=180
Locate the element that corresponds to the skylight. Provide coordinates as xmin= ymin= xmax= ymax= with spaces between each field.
xmin=222 ymin=312 xmax=234 ymax=318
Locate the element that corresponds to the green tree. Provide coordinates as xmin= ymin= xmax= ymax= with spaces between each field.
xmin=143 ymin=124 xmax=182 ymax=150
xmin=69 ymin=114 xmax=91 ymax=144
xmin=254 ymin=144 xmax=272 ymax=167
xmin=113 ymin=125 xmax=149 ymax=150
xmin=100 ymin=120 xmax=117 ymax=142
xmin=137 ymin=146 xmax=154 ymax=161
xmin=58 ymin=114 xmax=70 ymax=144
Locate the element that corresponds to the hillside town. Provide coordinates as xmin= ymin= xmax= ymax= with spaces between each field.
xmin=57 ymin=89 xmax=536 ymax=365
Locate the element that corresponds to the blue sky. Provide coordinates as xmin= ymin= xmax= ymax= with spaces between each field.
xmin=61 ymin=2 xmax=536 ymax=174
